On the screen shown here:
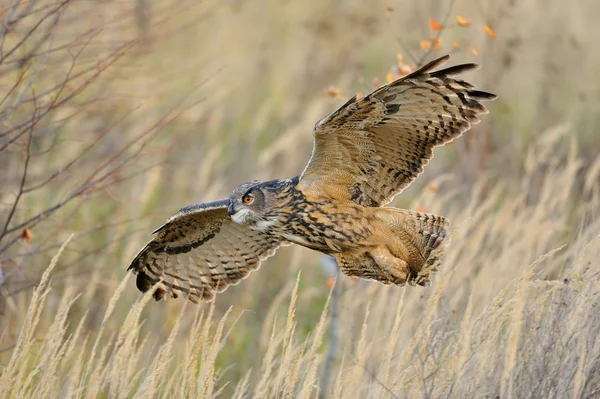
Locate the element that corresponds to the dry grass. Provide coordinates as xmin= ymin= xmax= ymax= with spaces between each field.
xmin=1 ymin=0 xmax=599 ymax=398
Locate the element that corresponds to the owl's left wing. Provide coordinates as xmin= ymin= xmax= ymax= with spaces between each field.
xmin=128 ymin=199 xmax=287 ymax=303
xmin=296 ymin=55 xmax=496 ymax=206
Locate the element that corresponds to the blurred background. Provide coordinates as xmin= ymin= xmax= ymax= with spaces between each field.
xmin=1 ymin=0 xmax=599 ymax=397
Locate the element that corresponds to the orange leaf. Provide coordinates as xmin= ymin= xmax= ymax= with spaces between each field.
xmin=322 ymin=86 xmax=341 ymax=98
xmin=428 ymin=184 xmax=438 ymax=192
xmin=420 ymin=40 xmax=431 ymax=50
xmin=466 ymin=45 xmax=479 ymax=55
xmin=326 ymin=277 xmax=335 ymax=288
xmin=431 ymin=37 xmax=442 ymax=51
xmin=429 ymin=18 xmax=443 ymax=31
xmin=483 ymin=24 xmax=495 ymax=38
xmin=451 ymin=41 xmax=460 ymax=48
xmin=386 ymin=72 xmax=394 ymax=84
xmin=385 ymin=6 xmax=394 ymax=14
xmin=396 ymin=53 xmax=404 ymax=66
xmin=416 ymin=206 xmax=426 ymax=212
xmin=456 ymin=15 xmax=470 ymax=27
xmin=21 ymin=228 xmax=32 ymax=244
xmin=398 ymin=65 xmax=412 ymax=76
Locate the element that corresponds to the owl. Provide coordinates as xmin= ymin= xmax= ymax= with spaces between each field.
xmin=128 ymin=55 xmax=496 ymax=303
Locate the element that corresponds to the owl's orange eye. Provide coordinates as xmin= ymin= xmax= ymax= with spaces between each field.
xmin=242 ymin=194 xmax=254 ymax=204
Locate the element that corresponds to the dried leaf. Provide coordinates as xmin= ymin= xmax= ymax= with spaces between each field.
xmin=398 ymin=64 xmax=412 ymax=76
xmin=466 ymin=45 xmax=479 ymax=55
xmin=429 ymin=18 xmax=443 ymax=31
xmin=326 ymin=277 xmax=335 ymax=288
xmin=456 ymin=16 xmax=471 ymax=27
xmin=21 ymin=228 xmax=32 ymax=244
xmin=396 ymin=53 xmax=404 ymax=66
xmin=484 ymin=24 xmax=496 ymax=38
xmin=322 ymin=86 xmax=341 ymax=98
xmin=420 ymin=40 xmax=431 ymax=50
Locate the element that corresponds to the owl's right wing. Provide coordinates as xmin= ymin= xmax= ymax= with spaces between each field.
xmin=297 ymin=55 xmax=496 ymax=207
xmin=128 ymin=199 xmax=288 ymax=303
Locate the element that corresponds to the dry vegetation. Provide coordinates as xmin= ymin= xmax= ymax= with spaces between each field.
xmin=1 ymin=0 xmax=599 ymax=398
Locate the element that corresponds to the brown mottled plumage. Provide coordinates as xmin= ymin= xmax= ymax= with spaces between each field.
xmin=128 ymin=55 xmax=496 ymax=303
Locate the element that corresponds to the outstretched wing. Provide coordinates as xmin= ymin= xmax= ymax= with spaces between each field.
xmin=128 ymin=199 xmax=286 ymax=303
xmin=297 ymin=55 xmax=496 ymax=206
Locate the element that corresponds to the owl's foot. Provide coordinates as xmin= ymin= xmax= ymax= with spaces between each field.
xmin=369 ymin=246 xmax=409 ymax=285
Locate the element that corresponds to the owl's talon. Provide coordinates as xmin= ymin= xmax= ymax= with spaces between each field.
xmin=416 ymin=276 xmax=431 ymax=287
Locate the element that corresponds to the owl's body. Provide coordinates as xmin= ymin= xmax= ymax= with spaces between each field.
xmin=129 ymin=55 xmax=495 ymax=303
xmin=229 ymin=176 xmax=448 ymax=287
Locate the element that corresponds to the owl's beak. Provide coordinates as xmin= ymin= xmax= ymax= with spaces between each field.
xmin=227 ymin=202 xmax=234 ymax=217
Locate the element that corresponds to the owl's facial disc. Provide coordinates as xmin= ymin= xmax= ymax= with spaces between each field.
xmin=228 ymin=182 xmax=266 ymax=225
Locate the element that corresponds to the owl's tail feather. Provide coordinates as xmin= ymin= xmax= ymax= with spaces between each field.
xmin=402 ymin=209 xmax=449 ymax=260
xmin=379 ymin=208 xmax=450 ymax=286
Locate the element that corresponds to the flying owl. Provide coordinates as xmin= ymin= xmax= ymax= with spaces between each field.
xmin=128 ymin=55 xmax=496 ymax=303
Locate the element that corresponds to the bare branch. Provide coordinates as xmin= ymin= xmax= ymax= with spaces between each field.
xmin=0 ymin=0 xmax=69 ymax=66
xmin=1 ymin=94 xmax=36 ymax=237
xmin=0 ymin=85 xmax=201 ymax=248
xmin=0 ymin=40 xmax=133 ymax=148
xmin=0 ymin=0 xmax=22 ymax=41
xmin=0 ymin=62 xmax=28 ymax=108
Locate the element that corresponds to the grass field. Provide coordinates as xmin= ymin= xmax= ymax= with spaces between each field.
xmin=1 ymin=0 xmax=599 ymax=397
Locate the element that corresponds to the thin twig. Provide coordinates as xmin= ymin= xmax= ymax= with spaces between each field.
xmin=0 ymin=0 xmax=22 ymax=40
xmin=417 ymin=0 xmax=456 ymax=66
xmin=0 ymin=0 xmax=69 ymax=66
xmin=1 ymin=95 xmax=36 ymax=237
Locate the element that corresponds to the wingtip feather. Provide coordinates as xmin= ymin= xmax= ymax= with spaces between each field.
xmin=468 ymin=90 xmax=497 ymax=101
xmin=151 ymin=223 xmax=167 ymax=235
xmin=429 ymin=62 xmax=479 ymax=77
xmin=419 ymin=55 xmax=451 ymax=73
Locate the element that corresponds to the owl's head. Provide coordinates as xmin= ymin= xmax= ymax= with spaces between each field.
xmin=227 ymin=180 xmax=282 ymax=229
